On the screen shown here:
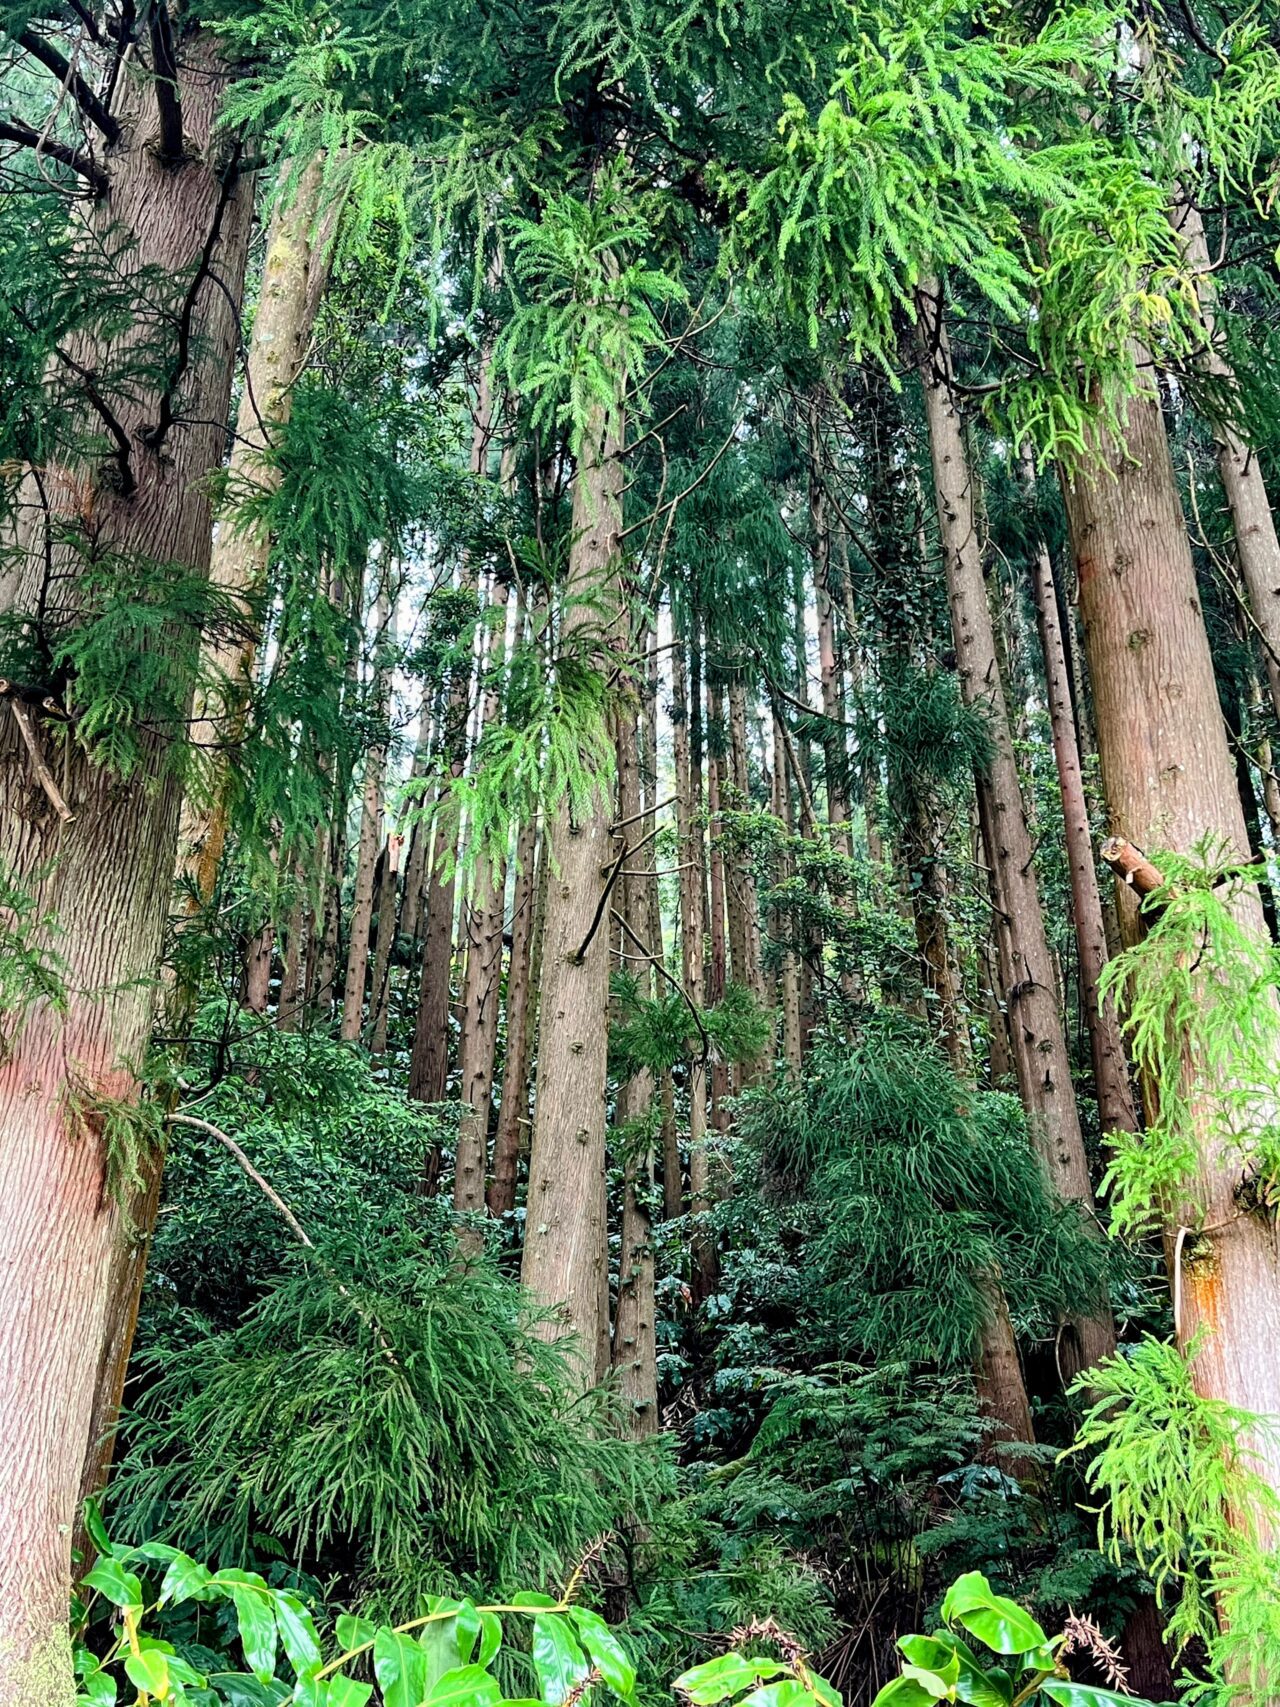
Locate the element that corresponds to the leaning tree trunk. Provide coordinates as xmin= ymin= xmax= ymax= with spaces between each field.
xmin=518 ymin=395 xmax=622 ymax=1384
xmin=179 ymin=152 xmax=329 ymax=901
xmin=1023 ymin=457 xmax=1138 ymax=1138
xmin=0 ymin=34 xmax=253 ymax=1702
xmin=1174 ymin=195 xmax=1280 ymax=723
xmin=917 ymin=283 xmax=1114 ymax=1380
xmin=1062 ymin=366 xmax=1280 ymax=1511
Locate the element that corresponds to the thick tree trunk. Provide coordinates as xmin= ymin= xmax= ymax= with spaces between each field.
xmin=244 ymin=923 xmax=274 ymax=1014
xmin=974 ymin=1284 xmax=1040 ymax=1483
xmin=340 ymin=587 xmax=392 ymax=1041
xmin=0 ymin=34 xmax=252 ymax=1700
xmin=454 ymin=580 xmax=512 ymax=1221
xmin=518 ymin=398 xmax=620 ymax=1383
xmin=1062 ymin=373 xmax=1280 ymax=1507
xmin=1024 ymin=466 xmax=1138 ymax=1137
xmin=917 ymin=285 xmax=1114 ymax=1379
xmin=179 ymin=154 xmax=328 ymax=900
xmin=277 ymin=882 xmax=307 ymax=1032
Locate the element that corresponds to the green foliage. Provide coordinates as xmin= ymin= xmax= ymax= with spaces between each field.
xmin=724 ymin=0 xmax=1115 ymax=360
xmin=872 ymin=1570 xmax=1157 ymax=1707
xmin=1072 ymin=1335 xmax=1280 ymax=1701
xmin=1097 ymin=840 xmax=1280 ymax=1238
xmin=116 ymin=1183 xmax=671 ymax=1614
xmin=495 ymin=161 xmax=686 ymax=449
xmin=737 ymin=1018 xmax=1112 ymax=1365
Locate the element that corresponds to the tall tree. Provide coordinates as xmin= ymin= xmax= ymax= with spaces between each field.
xmin=0 ymin=20 xmax=254 ymax=1695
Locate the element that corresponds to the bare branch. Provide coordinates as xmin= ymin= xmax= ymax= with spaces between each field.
xmin=147 ymin=2 xmax=183 ymax=162
xmin=0 ymin=114 xmax=108 ymax=193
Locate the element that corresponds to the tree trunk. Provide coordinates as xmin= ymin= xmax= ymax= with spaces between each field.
xmin=178 ymin=153 xmax=329 ymax=901
xmin=340 ymin=585 xmax=392 ymax=1041
xmin=611 ymin=702 xmax=659 ymax=1434
xmin=0 ymin=34 xmax=253 ymax=1699
xmin=772 ymin=712 xmax=804 ymax=1074
xmin=369 ymin=834 xmax=403 ymax=1052
xmin=974 ymin=1283 xmax=1040 ymax=1485
xmin=917 ymin=284 xmax=1114 ymax=1380
xmin=489 ymin=812 xmax=539 ymax=1216
xmin=454 ymin=579 xmax=512 ymax=1222
xmin=673 ymin=641 xmax=713 ymax=1296
xmin=1024 ymin=458 xmax=1139 ymax=1137
xmin=244 ymin=923 xmax=274 ymax=1014
xmin=1063 ymin=375 xmax=1280 ymax=1508
xmin=809 ymin=397 xmax=851 ymax=849
xmin=277 ymin=881 xmax=307 ymax=1032
xmin=518 ymin=396 xmax=620 ymax=1383
xmin=1174 ymin=195 xmax=1280 ymax=723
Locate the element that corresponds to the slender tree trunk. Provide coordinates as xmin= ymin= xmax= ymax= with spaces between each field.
xmin=400 ymin=686 xmax=437 ymax=944
xmin=706 ymin=683 xmax=731 ymax=1128
xmin=773 ymin=712 xmax=804 ymax=1074
xmin=244 ymin=924 xmax=274 ymax=1014
xmin=454 ymin=579 xmax=512 ymax=1221
xmin=0 ymin=35 xmax=253 ymax=1699
xmin=277 ymin=881 xmax=307 ymax=1032
xmin=611 ymin=701 xmax=659 ymax=1434
xmin=518 ymin=395 xmax=621 ymax=1382
xmin=179 ymin=153 xmax=329 ymax=900
xmin=1061 ymin=362 xmax=1280 ymax=1510
xmin=673 ymin=641 xmax=713 ymax=1294
xmin=340 ymin=586 xmax=392 ymax=1040
xmin=1174 ymin=196 xmax=1280 ymax=722
xmin=489 ymin=814 xmax=538 ymax=1216
xmin=369 ymin=833 xmax=403 ymax=1052
xmin=809 ymin=398 xmax=851 ymax=849
xmin=1024 ymin=460 xmax=1139 ymax=1137
xmin=974 ymin=1284 xmax=1040 ymax=1483
xmin=917 ymin=284 xmax=1114 ymax=1379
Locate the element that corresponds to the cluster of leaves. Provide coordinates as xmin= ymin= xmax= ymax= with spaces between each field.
xmin=1097 ymin=840 xmax=1280 ymax=1238
xmin=0 ymin=857 xmax=66 ymax=1054
xmin=1072 ymin=1334 xmax=1280 ymax=1704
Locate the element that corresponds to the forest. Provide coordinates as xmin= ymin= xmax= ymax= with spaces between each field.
xmin=5 ymin=0 xmax=1280 ymax=1703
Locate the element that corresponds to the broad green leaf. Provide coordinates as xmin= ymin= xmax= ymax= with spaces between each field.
xmin=1042 ymin=1686 xmax=1140 ymax=1707
xmin=453 ymin=1599 xmax=482 ymax=1666
xmin=231 ymin=1588 xmax=278 ymax=1683
xmin=425 ymin=1663 xmax=504 ymax=1707
xmin=167 ymin=1656 xmax=207 ymax=1687
xmin=674 ymin=1656 xmax=789 ymax=1705
xmin=326 ymin=1678 xmax=375 ymax=1707
xmin=476 ymin=1611 xmax=502 ymax=1668
xmin=900 ymin=1666 xmax=954 ymax=1702
xmin=78 ymin=1667 xmax=116 ymax=1707
xmin=904 ymin=1634 xmax=1007 ymax=1707
xmin=532 ymin=1613 xmax=589 ymax=1705
xmin=83 ymin=1557 xmax=143 ymax=1612
xmin=124 ymin=1650 xmax=169 ymax=1697
xmin=512 ymin=1593 xmax=559 ymax=1609
xmin=159 ymin=1554 xmax=212 ymax=1607
xmin=809 ymin=1675 xmax=842 ymax=1707
xmin=569 ymin=1610 xmax=635 ymax=1701
xmin=741 ymin=1683 xmax=815 ymax=1707
xmin=941 ymin=1576 xmax=1046 ymax=1657
xmin=335 ymin=1615 xmax=376 ymax=1651
xmin=869 ymin=1679 xmax=945 ymax=1707
xmin=276 ymin=1592 xmax=322 ymax=1679
xmin=374 ymin=1626 xmax=428 ymax=1707
xmin=420 ymin=1608 xmax=464 ymax=1693
xmin=897 ymin=1642 xmax=960 ymax=1688
xmin=209 ymin=1676 xmax=288 ymax=1707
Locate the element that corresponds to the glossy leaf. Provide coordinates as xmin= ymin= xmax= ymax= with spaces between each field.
xmin=674 ymin=1655 xmax=790 ymax=1705
xmin=82 ymin=1557 xmax=144 ymax=1612
xmin=375 ymin=1626 xmax=429 ymax=1707
xmin=159 ymin=1553 xmax=212 ymax=1608
xmin=335 ymin=1615 xmax=376 ymax=1651
xmin=425 ymin=1662 xmax=504 ymax=1707
xmin=326 ymin=1678 xmax=375 ymax=1707
xmin=941 ymin=1575 xmax=1047 ymax=1656
xmin=276 ymin=1592 xmax=323 ymax=1678
xmin=569 ymin=1609 xmax=636 ymax=1700
xmin=1042 ymin=1686 xmax=1141 ymax=1707
xmin=124 ymin=1650 xmax=170 ymax=1697
xmin=476 ymin=1610 xmax=502 ymax=1668
xmin=532 ymin=1613 xmax=590 ymax=1705
xmin=870 ymin=1678 xmax=949 ymax=1707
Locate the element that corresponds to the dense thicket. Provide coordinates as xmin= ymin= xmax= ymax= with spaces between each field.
xmin=6 ymin=0 xmax=1280 ymax=1703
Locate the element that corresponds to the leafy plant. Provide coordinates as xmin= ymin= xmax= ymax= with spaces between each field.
xmin=870 ymin=1571 xmax=1153 ymax=1707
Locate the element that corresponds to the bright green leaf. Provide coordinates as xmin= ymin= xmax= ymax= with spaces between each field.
xmin=532 ymin=1614 xmax=589 ymax=1705
xmin=569 ymin=1609 xmax=635 ymax=1700
xmin=375 ymin=1626 xmax=428 ymax=1707
xmin=124 ymin=1650 xmax=170 ymax=1697
xmin=83 ymin=1557 xmax=143 ymax=1612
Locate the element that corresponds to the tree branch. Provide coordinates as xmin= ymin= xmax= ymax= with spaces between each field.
xmin=18 ymin=28 xmax=121 ymax=143
xmin=147 ymin=2 xmax=183 ymax=162
xmin=9 ymin=701 xmax=74 ymax=822
xmin=0 ymin=114 xmax=108 ymax=193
